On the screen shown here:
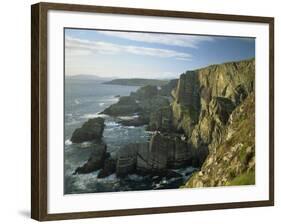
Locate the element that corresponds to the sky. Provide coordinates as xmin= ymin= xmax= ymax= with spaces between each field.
xmin=65 ymin=28 xmax=255 ymax=79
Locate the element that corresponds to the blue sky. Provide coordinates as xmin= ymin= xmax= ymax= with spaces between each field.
xmin=65 ymin=28 xmax=255 ymax=79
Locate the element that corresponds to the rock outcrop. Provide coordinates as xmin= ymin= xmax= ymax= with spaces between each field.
xmin=137 ymin=133 xmax=193 ymax=173
xmin=130 ymin=85 xmax=158 ymax=100
xmin=71 ymin=117 xmax=105 ymax=143
xmin=97 ymin=157 xmax=116 ymax=178
xmin=74 ymin=143 xmax=107 ymax=174
xmin=147 ymin=106 xmax=173 ymax=132
xmin=101 ymin=85 xmax=170 ymax=125
xmin=101 ymin=96 xmax=140 ymax=116
xmin=116 ymin=144 xmax=140 ymax=177
xmin=113 ymin=132 xmax=195 ymax=177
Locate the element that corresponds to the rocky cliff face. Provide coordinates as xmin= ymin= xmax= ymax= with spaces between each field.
xmin=185 ymin=93 xmax=255 ymax=187
xmin=175 ymin=58 xmax=255 ymax=187
xmin=172 ymin=59 xmax=254 ymax=140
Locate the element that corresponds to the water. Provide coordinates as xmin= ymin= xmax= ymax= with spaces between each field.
xmin=64 ymin=79 xmax=196 ymax=194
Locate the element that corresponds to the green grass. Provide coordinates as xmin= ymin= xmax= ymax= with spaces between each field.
xmin=227 ymin=170 xmax=255 ymax=186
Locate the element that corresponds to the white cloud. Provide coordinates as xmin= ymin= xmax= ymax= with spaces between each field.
xmin=65 ymin=36 xmax=192 ymax=61
xmin=97 ymin=31 xmax=214 ymax=48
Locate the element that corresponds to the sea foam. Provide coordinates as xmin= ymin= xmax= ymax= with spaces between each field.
xmin=81 ymin=113 xmax=108 ymax=119
xmin=65 ymin=139 xmax=72 ymax=145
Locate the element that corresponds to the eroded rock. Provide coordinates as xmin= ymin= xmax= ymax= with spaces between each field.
xmin=74 ymin=143 xmax=107 ymax=174
xmin=71 ymin=117 xmax=105 ymax=143
xmin=97 ymin=157 xmax=116 ymax=178
xmin=101 ymin=96 xmax=140 ymax=116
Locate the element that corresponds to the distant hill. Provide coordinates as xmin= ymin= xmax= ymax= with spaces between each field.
xmin=66 ymin=74 xmax=115 ymax=81
xmin=103 ymin=78 xmax=169 ymax=86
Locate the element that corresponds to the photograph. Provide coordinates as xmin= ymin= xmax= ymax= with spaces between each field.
xmin=64 ymin=28 xmax=256 ymax=194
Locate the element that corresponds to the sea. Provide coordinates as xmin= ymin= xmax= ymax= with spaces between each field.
xmin=64 ymin=78 xmax=196 ymax=194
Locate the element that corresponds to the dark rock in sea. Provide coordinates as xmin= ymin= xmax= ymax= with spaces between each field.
xmin=101 ymin=84 xmax=169 ymax=125
xmin=74 ymin=143 xmax=107 ymax=174
xmin=137 ymin=132 xmax=194 ymax=173
xmin=102 ymin=133 xmax=197 ymax=178
xmin=97 ymin=157 xmax=116 ymax=178
xmin=71 ymin=117 xmax=105 ymax=143
xmin=147 ymin=132 xmax=170 ymax=170
xmin=116 ymin=144 xmax=141 ymax=177
xmin=115 ymin=95 xmax=120 ymax=98
xmin=169 ymin=137 xmax=194 ymax=168
xmin=101 ymin=96 xmax=140 ymax=116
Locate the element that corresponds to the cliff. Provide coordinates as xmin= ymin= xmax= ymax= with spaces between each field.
xmin=185 ymin=93 xmax=255 ymax=187
xmin=172 ymin=58 xmax=255 ymax=140
xmin=174 ymin=58 xmax=255 ymax=187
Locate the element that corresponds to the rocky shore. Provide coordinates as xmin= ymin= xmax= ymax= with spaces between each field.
xmin=70 ymin=58 xmax=255 ymax=188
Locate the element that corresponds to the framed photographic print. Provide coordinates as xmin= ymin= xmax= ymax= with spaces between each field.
xmin=31 ymin=2 xmax=274 ymax=221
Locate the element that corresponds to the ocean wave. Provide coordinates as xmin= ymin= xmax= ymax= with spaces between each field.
xmin=99 ymin=173 xmax=118 ymax=182
xmin=105 ymin=121 xmax=120 ymax=127
xmin=127 ymin=126 xmax=137 ymax=129
xmin=81 ymin=113 xmax=108 ymax=119
xmin=72 ymin=171 xmax=119 ymax=191
xmin=74 ymin=99 xmax=80 ymax=105
xmin=118 ymin=115 xmax=139 ymax=121
xmin=73 ymin=171 xmax=100 ymax=190
xmin=99 ymin=102 xmax=105 ymax=107
xmin=65 ymin=139 xmax=72 ymax=146
xmin=79 ymin=141 xmax=92 ymax=148
xmin=101 ymin=97 xmax=119 ymax=103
